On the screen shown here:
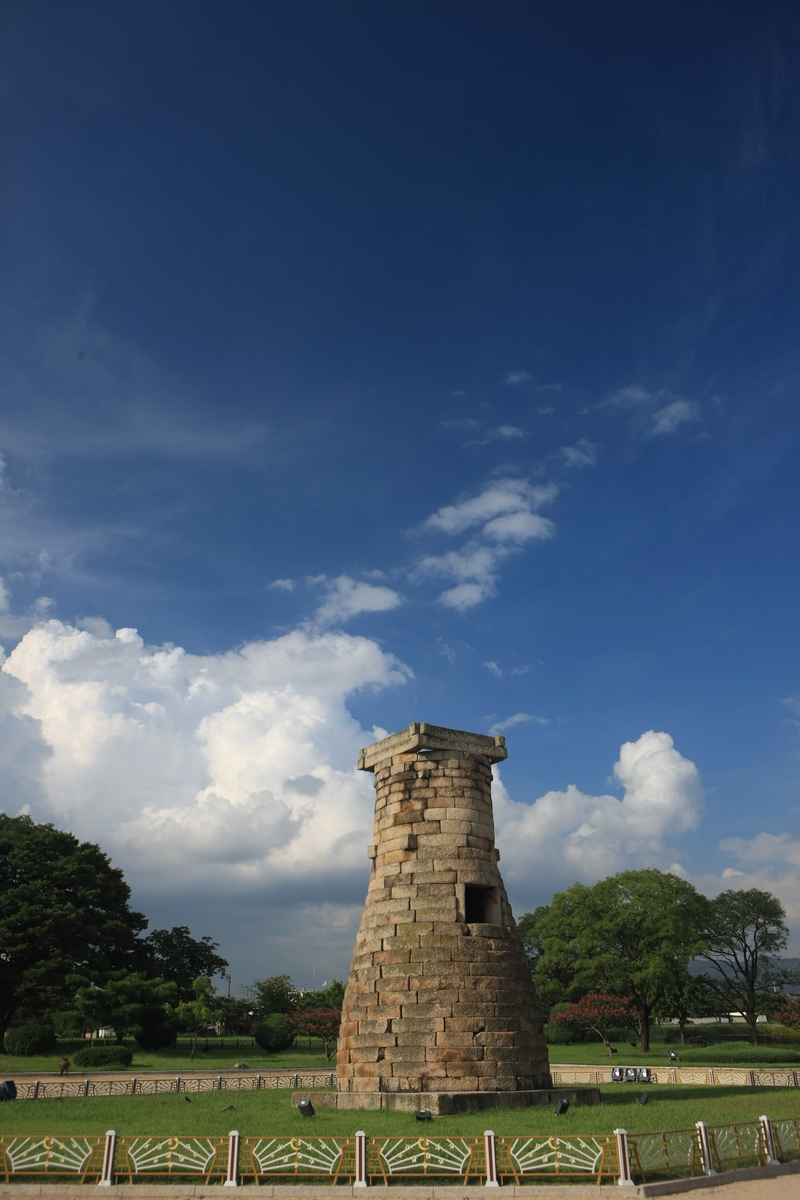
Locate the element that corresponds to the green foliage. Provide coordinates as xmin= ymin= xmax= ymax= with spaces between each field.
xmin=700 ymin=889 xmax=800 ymax=1045
xmin=299 ymin=980 xmax=345 ymax=1011
xmin=677 ymin=1041 xmax=800 ymax=1065
xmin=175 ymin=976 xmax=224 ymax=1059
xmin=253 ymin=975 xmax=299 ymax=1016
xmin=72 ymin=1043 xmax=133 ymax=1068
xmin=66 ymin=970 xmax=176 ymax=1042
xmin=524 ymin=868 xmax=707 ymax=1052
xmin=0 ymin=813 xmax=148 ymax=1041
xmin=254 ymin=1011 xmax=295 ymax=1052
xmin=3 ymin=1019 xmax=57 ymax=1055
xmin=144 ymin=927 xmax=228 ymax=1004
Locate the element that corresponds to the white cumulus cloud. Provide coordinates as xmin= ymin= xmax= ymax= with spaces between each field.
xmin=494 ymin=730 xmax=705 ymax=901
xmin=1 ymin=619 xmax=411 ymax=896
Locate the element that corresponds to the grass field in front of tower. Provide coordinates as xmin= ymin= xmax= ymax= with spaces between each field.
xmin=0 ymin=1083 xmax=797 ymax=1138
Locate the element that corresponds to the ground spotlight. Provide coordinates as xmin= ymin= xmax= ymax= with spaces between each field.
xmin=638 ymin=1068 xmax=651 ymax=1083
xmin=297 ymin=1100 xmax=315 ymax=1119
xmin=0 ymin=1082 xmax=17 ymax=1101
xmin=640 ymin=1091 xmax=650 ymax=1105
xmin=414 ymin=1109 xmax=432 ymax=1121
xmin=611 ymin=1067 xmax=624 ymax=1082
xmin=554 ymin=1097 xmax=570 ymax=1116
xmin=625 ymin=1068 xmax=638 ymax=1082
xmin=668 ymin=1051 xmax=677 ymax=1062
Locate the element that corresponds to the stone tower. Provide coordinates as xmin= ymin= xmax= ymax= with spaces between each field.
xmin=336 ymin=722 xmax=551 ymax=1111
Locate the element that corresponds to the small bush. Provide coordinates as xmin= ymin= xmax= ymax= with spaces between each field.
xmin=3 ymin=1020 xmax=57 ymax=1056
xmin=135 ymin=1025 xmax=175 ymax=1051
xmin=255 ymin=1012 xmax=295 ymax=1053
xmin=72 ymin=1044 xmax=133 ymax=1068
xmin=678 ymin=1041 xmax=800 ymax=1065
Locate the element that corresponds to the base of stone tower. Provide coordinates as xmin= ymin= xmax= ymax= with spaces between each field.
xmin=292 ymin=1087 xmax=601 ymax=1114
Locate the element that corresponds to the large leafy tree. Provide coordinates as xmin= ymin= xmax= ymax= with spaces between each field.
xmin=143 ymin=926 xmax=228 ymax=1003
xmin=651 ymin=971 xmax=723 ymax=1045
xmin=523 ymin=869 xmax=707 ymax=1051
xmin=252 ymin=974 xmax=300 ymax=1016
xmin=700 ymin=888 xmax=800 ymax=1045
xmin=64 ymin=971 xmax=176 ymax=1042
xmin=0 ymin=814 xmax=147 ymax=1046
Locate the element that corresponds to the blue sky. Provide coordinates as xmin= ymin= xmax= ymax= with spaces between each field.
xmin=1 ymin=1 xmax=799 ymax=988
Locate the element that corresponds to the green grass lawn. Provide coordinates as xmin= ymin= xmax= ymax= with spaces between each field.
xmin=0 ymin=1085 xmax=797 ymax=1138
xmin=0 ymin=1038 xmax=331 ymax=1075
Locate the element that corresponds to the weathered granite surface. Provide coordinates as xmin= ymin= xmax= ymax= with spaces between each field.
xmin=337 ymin=724 xmax=551 ymax=1101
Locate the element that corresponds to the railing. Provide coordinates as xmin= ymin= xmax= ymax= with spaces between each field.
xmin=15 ymin=1071 xmax=335 ymax=1100
xmin=551 ymin=1064 xmax=800 ymax=1088
xmin=1 ymin=1115 xmax=798 ymax=1186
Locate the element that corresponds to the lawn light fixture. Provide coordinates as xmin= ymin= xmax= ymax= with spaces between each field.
xmin=625 ymin=1068 xmax=638 ymax=1082
xmin=414 ymin=1109 xmax=432 ymax=1121
xmin=0 ymin=1082 xmax=16 ymax=1101
xmin=668 ymin=1051 xmax=677 ymax=1062
xmin=611 ymin=1067 xmax=624 ymax=1082
xmin=297 ymin=1100 xmax=315 ymax=1119
xmin=554 ymin=1097 xmax=570 ymax=1116
xmin=638 ymin=1068 xmax=651 ymax=1083
xmin=639 ymin=1091 xmax=649 ymax=1105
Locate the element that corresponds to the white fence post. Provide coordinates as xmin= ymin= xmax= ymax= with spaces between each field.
xmin=759 ymin=1115 xmax=779 ymax=1165
xmin=695 ymin=1122 xmax=716 ymax=1175
xmin=484 ymin=1130 xmax=499 ymax=1188
xmin=98 ymin=1129 xmax=117 ymax=1186
xmin=354 ymin=1130 xmax=368 ymax=1188
xmin=614 ymin=1129 xmax=634 ymax=1186
xmin=224 ymin=1130 xmax=240 ymax=1187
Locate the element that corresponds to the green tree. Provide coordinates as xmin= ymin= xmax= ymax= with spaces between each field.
xmin=525 ymin=869 xmax=707 ymax=1052
xmin=175 ymin=976 xmax=224 ymax=1060
xmin=65 ymin=970 xmax=176 ymax=1042
xmin=299 ymin=980 xmax=345 ymax=1012
xmin=700 ymin=888 xmax=800 ymax=1045
xmin=253 ymin=974 xmax=299 ymax=1016
xmin=652 ymin=970 xmax=723 ymax=1044
xmin=144 ymin=926 xmax=228 ymax=1003
xmin=0 ymin=814 xmax=148 ymax=1046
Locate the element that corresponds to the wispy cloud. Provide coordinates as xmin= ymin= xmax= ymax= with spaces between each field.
xmin=269 ymin=579 xmax=295 ymax=592
xmin=599 ymin=385 xmax=700 ymax=437
xmin=414 ymin=479 xmax=557 ymax=610
xmin=650 ymin=399 xmax=698 ymax=435
xmin=489 ymin=711 xmax=549 ymax=734
xmin=560 ymin=439 xmax=596 ymax=467
xmin=312 ymin=575 xmax=403 ymax=627
xmin=504 ymin=370 xmax=531 ymax=385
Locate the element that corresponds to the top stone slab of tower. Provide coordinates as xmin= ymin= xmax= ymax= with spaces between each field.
xmin=336 ymin=722 xmax=551 ymax=1100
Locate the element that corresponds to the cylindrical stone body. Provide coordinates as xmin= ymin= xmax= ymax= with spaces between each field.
xmin=337 ymin=746 xmax=551 ymax=1094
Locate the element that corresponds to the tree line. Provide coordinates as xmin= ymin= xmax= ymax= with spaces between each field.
xmin=0 ymin=813 xmax=342 ymax=1056
xmin=518 ymin=867 xmax=800 ymax=1049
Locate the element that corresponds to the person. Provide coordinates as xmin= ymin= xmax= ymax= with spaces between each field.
xmin=58 ymin=1057 xmax=70 ymax=1077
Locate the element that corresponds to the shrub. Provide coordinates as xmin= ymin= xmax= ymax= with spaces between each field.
xmin=678 ymin=1041 xmax=800 ymax=1065
xmin=135 ymin=1025 xmax=175 ymax=1052
xmin=3 ymin=1020 xmax=57 ymax=1056
xmin=72 ymin=1044 xmax=133 ymax=1068
xmin=255 ymin=1012 xmax=295 ymax=1053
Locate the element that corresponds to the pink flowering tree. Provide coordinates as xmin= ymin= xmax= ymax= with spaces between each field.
xmin=550 ymin=992 xmax=637 ymax=1057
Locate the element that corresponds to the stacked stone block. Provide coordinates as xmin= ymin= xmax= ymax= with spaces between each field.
xmin=337 ymin=723 xmax=551 ymax=1097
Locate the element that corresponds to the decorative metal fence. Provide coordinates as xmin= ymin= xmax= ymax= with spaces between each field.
xmin=15 ymin=1071 xmax=335 ymax=1100
xmin=551 ymin=1064 xmax=800 ymax=1088
xmin=1 ymin=1116 xmax=799 ymax=1186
